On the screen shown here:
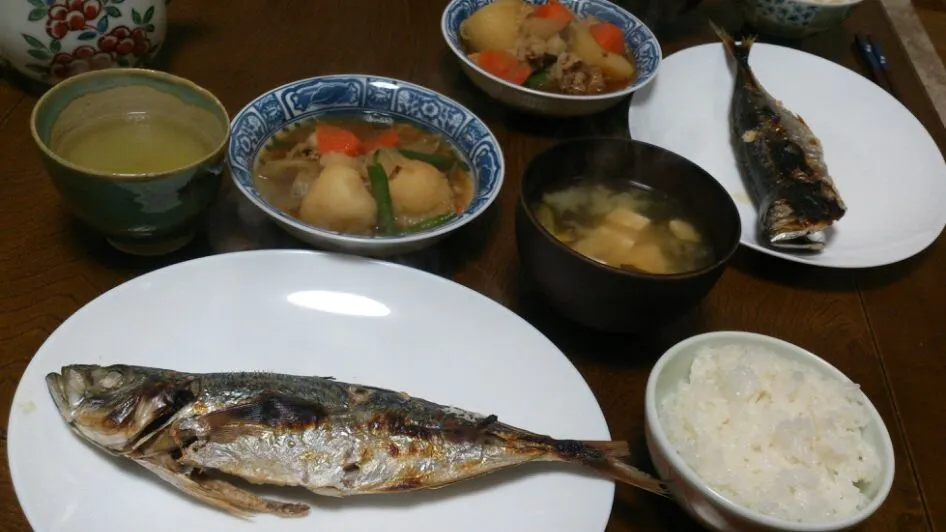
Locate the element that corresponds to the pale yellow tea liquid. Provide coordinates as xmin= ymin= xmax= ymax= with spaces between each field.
xmin=56 ymin=113 xmax=213 ymax=174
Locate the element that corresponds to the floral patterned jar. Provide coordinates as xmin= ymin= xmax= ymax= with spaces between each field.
xmin=0 ymin=0 xmax=167 ymax=85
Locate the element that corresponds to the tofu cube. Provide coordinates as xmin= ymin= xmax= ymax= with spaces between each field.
xmin=669 ymin=219 xmax=701 ymax=243
xmin=622 ymin=243 xmax=669 ymax=274
xmin=572 ymin=224 xmax=636 ymax=265
xmin=603 ymin=207 xmax=651 ymax=232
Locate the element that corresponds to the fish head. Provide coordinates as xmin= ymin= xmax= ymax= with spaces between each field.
xmin=46 ymin=364 xmax=198 ymax=454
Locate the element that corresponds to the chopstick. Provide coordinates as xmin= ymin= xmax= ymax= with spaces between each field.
xmin=868 ymin=36 xmax=900 ymax=101
xmin=854 ymin=33 xmax=900 ymax=101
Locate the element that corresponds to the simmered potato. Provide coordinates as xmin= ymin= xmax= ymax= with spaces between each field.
xmin=521 ymin=16 xmax=562 ymax=41
xmin=389 ymin=159 xmax=454 ymax=225
xmin=320 ymin=152 xmax=361 ymax=171
xmin=569 ymin=24 xmax=635 ymax=80
xmin=299 ymin=165 xmax=377 ymax=235
xmin=460 ymin=0 xmax=523 ymax=53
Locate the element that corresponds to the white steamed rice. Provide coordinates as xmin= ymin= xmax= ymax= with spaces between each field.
xmin=658 ymin=343 xmax=881 ymax=523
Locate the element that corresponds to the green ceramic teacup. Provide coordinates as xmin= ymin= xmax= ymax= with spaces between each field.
xmin=30 ymin=68 xmax=230 ymax=256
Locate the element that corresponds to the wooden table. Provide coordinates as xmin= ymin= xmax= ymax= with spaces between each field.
xmin=2 ymin=0 xmax=944 ymax=530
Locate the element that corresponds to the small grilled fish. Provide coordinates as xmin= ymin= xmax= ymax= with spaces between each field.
xmin=47 ymin=364 xmax=667 ymax=518
xmin=713 ymin=23 xmax=847 ymax=251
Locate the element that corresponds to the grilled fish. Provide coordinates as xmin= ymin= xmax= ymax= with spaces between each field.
xmin=47 ymin=364 xmax=668 ymax=518
xmin=713 ymin=24 xmax=847 ymax=251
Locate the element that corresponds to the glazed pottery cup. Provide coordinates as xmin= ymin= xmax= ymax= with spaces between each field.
xmin=30 ymin=68 xmax=230 ymax=256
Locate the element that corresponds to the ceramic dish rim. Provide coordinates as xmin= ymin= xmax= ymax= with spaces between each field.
xmin=7 ymin=248 xmax=616 ymax=532
xmin=626 ymin=41 xmax=946 ymax=269
xmin=439 ymin=0 xmax=663 ymax=102
xmin=227 ymin=74 xmax=506 ymax=246
xmin=29 ymin=67 xmax=231 ymax=182
xmin=644 ymin=330 xmax=896 ymax=532
xmin=518 ymin=137 xmax=742 ymax=281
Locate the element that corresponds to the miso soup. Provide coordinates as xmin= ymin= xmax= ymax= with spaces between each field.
xmin=532 ymin=182 xmax=714 ymax=275
xmin=253 ymin=113 xmax=475 ymax=237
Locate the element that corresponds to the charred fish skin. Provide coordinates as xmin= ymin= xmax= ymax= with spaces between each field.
xmin=46 ymin=364 xmax=668 ymax=518
xmin=164 ymin=377 xmax=548 ymax=496
xmin=713 ymin=23 xmax=846 ymax=251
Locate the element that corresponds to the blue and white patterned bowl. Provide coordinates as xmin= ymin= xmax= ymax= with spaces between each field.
xmin=228 ymin=75 xmax=505 ymax=257
xmin=737 ymin=0 xmax=864 ymax=39
xmin=442 ymin=0 xmax=662 ymax=117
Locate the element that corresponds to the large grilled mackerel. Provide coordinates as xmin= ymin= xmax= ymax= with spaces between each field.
xmin=47 ymin=364 xmax=667 ymax=518
xmin=714 ymin=24 xmax=847 ymax=251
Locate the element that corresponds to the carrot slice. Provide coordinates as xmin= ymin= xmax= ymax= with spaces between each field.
xmin=362 ymin=128 xmax=399 ymax=153
xmin=589 ymin=22 xmax=625 ymax=55
xmin=470 ymin=51 xmax=533 ymax=85
xmin=533 ymin=0 xmax=574 ymax=26
xmin=314 ymin=124 xmax=362 ymax=156
xmin=503 ymin=62 xmax=533 ymax=85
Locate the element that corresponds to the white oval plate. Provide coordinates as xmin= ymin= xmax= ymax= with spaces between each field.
xmin=628 ymin=42 xmax=946 ymax=268
xmin=7 ymin=250 xmax=614 ymax=532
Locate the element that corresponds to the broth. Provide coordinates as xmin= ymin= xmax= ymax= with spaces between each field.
xmin=253 ymin=113 xmax=475 ymax=237
xmin=533 ymin=182 xmax=714 ymax=275
xmin=55 ymin=113 xmax=213 ymax=174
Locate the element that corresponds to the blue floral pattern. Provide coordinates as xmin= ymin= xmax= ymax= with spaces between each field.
xmin=393 ymin=90 xmax=466 ymax=137
xmin=738 ymin=0 xmax=856 ymax=36
xmin=282 ymin=79 xmax=363 ymax=116
xmin=365 ymin=82 xmax=395 ymax=109
xmin=252 ymin=93 xmax=287 ymax=124
xmin=468 ymin=142 xmax=504 ymax=214
xmin=228 ymin=75 xmax=505 ymax=239
xmin=753 ymin=0 xmax=818 ymax=24
xmin=442 ymin=0 xmax=662 ymax=92
xmin=457 ymin=119 xmax=489 ymax=154
xmin=229 ymin=111 xmax=268 ymax=174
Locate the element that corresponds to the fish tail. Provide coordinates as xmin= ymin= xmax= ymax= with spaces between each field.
xmin=710 ymin=21 xmax=755 ymax=66
xmin=554 ymin=440 xmax=670 ymax=497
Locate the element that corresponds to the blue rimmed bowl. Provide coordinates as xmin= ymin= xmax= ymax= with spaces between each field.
xmin=738 ymin=0 xmax=864 ymax=39
xmin=441 ymin=0 xmax=662 ymax=117
xmin=227 ymin=75 xmax=505 ymax=257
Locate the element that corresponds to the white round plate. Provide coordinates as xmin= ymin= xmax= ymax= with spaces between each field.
xmin=7 ymin=250 xmax=614 ymax=532
xmin=628 ymin=42 xmax=946 ymax=268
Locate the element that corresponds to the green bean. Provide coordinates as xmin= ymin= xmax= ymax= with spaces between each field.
xmin=524 ymin=68 xmax=551 ymax=89
xmin=402 ymin=212 xmax=458 ymax=234
xmin=367 ymin=162 xmax=396 ymax=236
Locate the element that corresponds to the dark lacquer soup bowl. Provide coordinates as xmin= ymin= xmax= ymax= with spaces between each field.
xmin=515 ymin=138 xmax=741 ymax=333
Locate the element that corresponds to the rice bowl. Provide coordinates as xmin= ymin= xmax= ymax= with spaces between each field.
xmin=644 ymin=331 xmax=895 ymax=532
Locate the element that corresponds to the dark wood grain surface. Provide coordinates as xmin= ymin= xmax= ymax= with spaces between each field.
xmin=1 ymin=0 xmax=944 ymax=530
xmin=915 ymin=0 xmax=946 ymax=65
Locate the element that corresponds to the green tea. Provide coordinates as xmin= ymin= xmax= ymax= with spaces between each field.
xmin=55 ymin=113 xmax=213 ymax=174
